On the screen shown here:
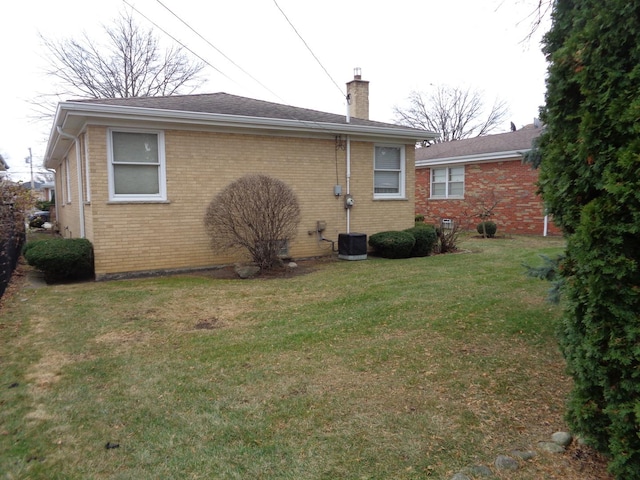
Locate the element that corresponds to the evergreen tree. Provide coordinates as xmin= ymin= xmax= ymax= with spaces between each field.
xmin=538 ymin=1 xmax=640 ymax=477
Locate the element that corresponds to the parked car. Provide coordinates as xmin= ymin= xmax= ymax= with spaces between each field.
xmin=28 ymin=210 xmax=50 ymax=228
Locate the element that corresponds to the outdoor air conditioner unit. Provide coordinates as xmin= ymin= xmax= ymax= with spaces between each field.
xmin=338 ymin=233 xmax=367 ymax=261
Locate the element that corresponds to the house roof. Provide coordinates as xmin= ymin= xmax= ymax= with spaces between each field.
xmin=46 ymin=92 xmax=438 ymax=168
xmin=71 ymin=92 xmax=397 ymax=127
xmin=415 ymin=125 xmax=542 ymax=167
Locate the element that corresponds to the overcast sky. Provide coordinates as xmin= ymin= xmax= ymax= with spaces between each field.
xmin=1 ymin=0 xmax=549 ymax=181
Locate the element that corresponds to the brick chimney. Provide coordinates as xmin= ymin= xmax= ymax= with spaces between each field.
xmin=346 ymin=68 xmax=369 ymax=120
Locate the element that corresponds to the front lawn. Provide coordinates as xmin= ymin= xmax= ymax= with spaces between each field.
xmin=0 ymin=236 xmax=610 ymax=479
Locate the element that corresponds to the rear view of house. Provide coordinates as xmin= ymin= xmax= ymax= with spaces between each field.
xmin=45 ymin=74 xmax=436 ymax=279
xmin=415 ymin=124 xmax=560 ymax=236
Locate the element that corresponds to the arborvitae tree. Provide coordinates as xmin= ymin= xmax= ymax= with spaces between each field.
xmin=537 ymin=1 xmax=640 ymax=477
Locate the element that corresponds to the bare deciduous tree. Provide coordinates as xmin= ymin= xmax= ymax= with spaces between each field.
xmin=523 ymin=0 xmax=553 ymax=41
xmin=204 ymin=174 xmax=301 ymax=271
xmin=394 ymin=85 xmax=509 ymax=144
xmin=464 ymin=190 xmax=501 ymax=238
xmin=39 ymin=11 xmax=204 ymax=102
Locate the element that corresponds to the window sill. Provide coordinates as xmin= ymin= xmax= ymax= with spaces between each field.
xmin=429 ymin=196 xmax=464 ymax=200
xmin=373 ymin=197 xmax=408 ymax=201
xmin=107 ymin=200 xmax=171 ymax=205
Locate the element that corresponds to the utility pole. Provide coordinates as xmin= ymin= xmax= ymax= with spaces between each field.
xmin=26 ymin=147 xmax=34 ymax=189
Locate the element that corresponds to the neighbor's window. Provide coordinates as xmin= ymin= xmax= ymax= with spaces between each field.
xmin=431 ymin=166 xmax=464 ymax=198
xmin=108 ymin=129 xmax=166 ymax=201
xmin=374 ymin=145 xmax=405 ymax=198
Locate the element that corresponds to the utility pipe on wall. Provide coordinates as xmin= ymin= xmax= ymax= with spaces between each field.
xmin=57 ymin=126 xmax=85 ymax=239
xmin=346 ymin=135 xmax=351 ymax=234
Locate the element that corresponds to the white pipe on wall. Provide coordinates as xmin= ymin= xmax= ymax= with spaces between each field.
xmin=346 ymin=135 xmax=351 ymax=233
xmin=57 ymin=126 xmax=85 ymax=239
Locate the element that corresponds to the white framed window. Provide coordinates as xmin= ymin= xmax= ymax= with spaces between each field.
xmin=431 ymin=166 xmax=464 ymax=198
xmin=374 ymin=144 xmax=405 ymax=199
xmin=82 ymin=133 xmax=91 ymax=203
xmin=64 ymin=157 xmax=71 ymax=204
xmin=107 ymin=128 xmax=166 ymax=202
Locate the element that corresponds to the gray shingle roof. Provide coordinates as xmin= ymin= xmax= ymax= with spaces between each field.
xmin=71 ymin=92 xmax=410 ymax=130
xmin=415 ymin=126 xmax=542 ymax=161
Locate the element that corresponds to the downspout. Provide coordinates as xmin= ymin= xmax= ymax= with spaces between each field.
xmin=543 ymin=214 xmax=549 ymax=237
xmin=56 ymin=126 xmax=85 ymax=238
xmin=345 ymin=93 xmax=351 ymax=233
xmin=346 ymin=135 xmax=351 ymax=234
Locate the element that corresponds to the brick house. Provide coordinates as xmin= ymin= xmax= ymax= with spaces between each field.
xmin=44 ymin=74 xmax=436 ymax=279
xmin=415 ymin=125 xmax=560 ymax=236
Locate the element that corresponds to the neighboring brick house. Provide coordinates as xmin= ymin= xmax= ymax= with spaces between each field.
xmin=44 ymin=74 xmax=436 ymax=279
xmin=415 ymin=125 xmax=560 ymax=236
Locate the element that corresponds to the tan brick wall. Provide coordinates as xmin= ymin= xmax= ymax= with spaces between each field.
xmin=81 ymin=127 xmax=416 ymax=277
xmin=415 ymin=159 xmax=561 ymax=235
xmin=55 ymin=141 xmax=84 ymax=239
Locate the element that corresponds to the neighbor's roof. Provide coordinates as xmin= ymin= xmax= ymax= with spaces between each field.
xmin=46 ymin=92 xmax=437 ymax=167
xmin=415 ymin=125 xmax=542 ymax=167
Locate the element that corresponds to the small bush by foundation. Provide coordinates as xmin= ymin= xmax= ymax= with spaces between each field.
xmin=368 ymin=231 xmax=415 ymax=259
xmin=477 ymin=221 xmax=497 ymax=238
xmin=24 ymin=238 xmax=94 ymax=283
xmin=404 ymin=225 xmax=437 ymax=257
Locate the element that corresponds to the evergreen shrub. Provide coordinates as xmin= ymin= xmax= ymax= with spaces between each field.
xmin=537 ymin=1 xmax=640 ymax=477
xmin=368 ymin=231 xmax=415 ymax=259
xmin=476 ymin=221 xmax=497 ymax=237
xmin=24 ymin=238 xmax=94 ymax=283
xmin=404 ymin=224 xmax=437 ymax=257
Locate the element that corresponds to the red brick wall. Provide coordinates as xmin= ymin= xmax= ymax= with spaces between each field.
xmin=415 ymin=159 xmax=562 ymax=236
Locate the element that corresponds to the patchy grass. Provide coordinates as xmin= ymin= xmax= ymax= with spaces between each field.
xmin=0 ymin=236 xmax=611 ymax=479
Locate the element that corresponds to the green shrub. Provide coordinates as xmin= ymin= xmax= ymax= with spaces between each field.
xmin=368 ymin=231 xmax=415 ymax=259
xmin=404 ymin=224 xmax=437 ymax=257
xmin=414 ymin=213 xmax=425 ymax=223
xmin=22 ymin=238 xmax=48 ymax=256
xmin=477 ymin=221 xmax=497 ymax=238
xmin=24 ymin=238 xmax=94 ymax=283
xmin=537 ymin=1 xmax=640 ymax=476
xmin=35 ymin=200 xmax=52 ymax=211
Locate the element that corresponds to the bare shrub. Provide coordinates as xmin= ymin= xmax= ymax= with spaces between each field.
xmin=436 ymin=218 xmax=463 ymax=253
xmin=204 ymin=175 xmax=301 ymax=271
xmin=464 ymin=190 xmax=501 ymax=238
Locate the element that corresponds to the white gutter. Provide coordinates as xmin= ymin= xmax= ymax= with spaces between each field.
xmin=56 ymin=126 xmax=85 ymax=239
xmin=415 ymin=149 xmax=530 ymax=168
xmin=46 ymin=103 xmax=435 ymax=161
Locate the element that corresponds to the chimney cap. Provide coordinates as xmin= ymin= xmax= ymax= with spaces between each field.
xmin=354 ymin=67 xmax=362 ymax=80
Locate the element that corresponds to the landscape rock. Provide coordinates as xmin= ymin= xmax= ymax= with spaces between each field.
xmin=494 ymin=454 xmax=518 ymax=471
xmin=551 ymin=431 xmax=573 ymax=447
xmin=511 ymin=449 xmax=537 ymax=460
xmin=465 ymin=464 xmax=493 ymax=477
xmin=450 ymin=473 xmax=471 ymax=480
xmin=538 ymin=441 xmax=566 ymax=453
xmin=234 ymin=264 xmax=260 ymax=279
xmin=287 ymin=261 xmax=298 ymax=269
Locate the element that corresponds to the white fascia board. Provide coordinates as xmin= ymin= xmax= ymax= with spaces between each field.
xmin=415 ymin=149 xmax=530 ymax=168
xmin=53 ymin=102 xmax=437 ymax=143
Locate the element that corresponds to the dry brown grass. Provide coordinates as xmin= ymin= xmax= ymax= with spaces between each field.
xmin=0 ymin=236 xmax=614 ymax=479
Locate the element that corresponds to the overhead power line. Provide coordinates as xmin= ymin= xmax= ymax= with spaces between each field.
xmin=122 ymin=0 xmax=236 ymax=84
xmin=153 ymin=0 xmax=282 ymax=101
xmin=120 ymin=0 xmax=343 ymax=134
xmin=272 ymin=0 xmax=345 ymax=100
